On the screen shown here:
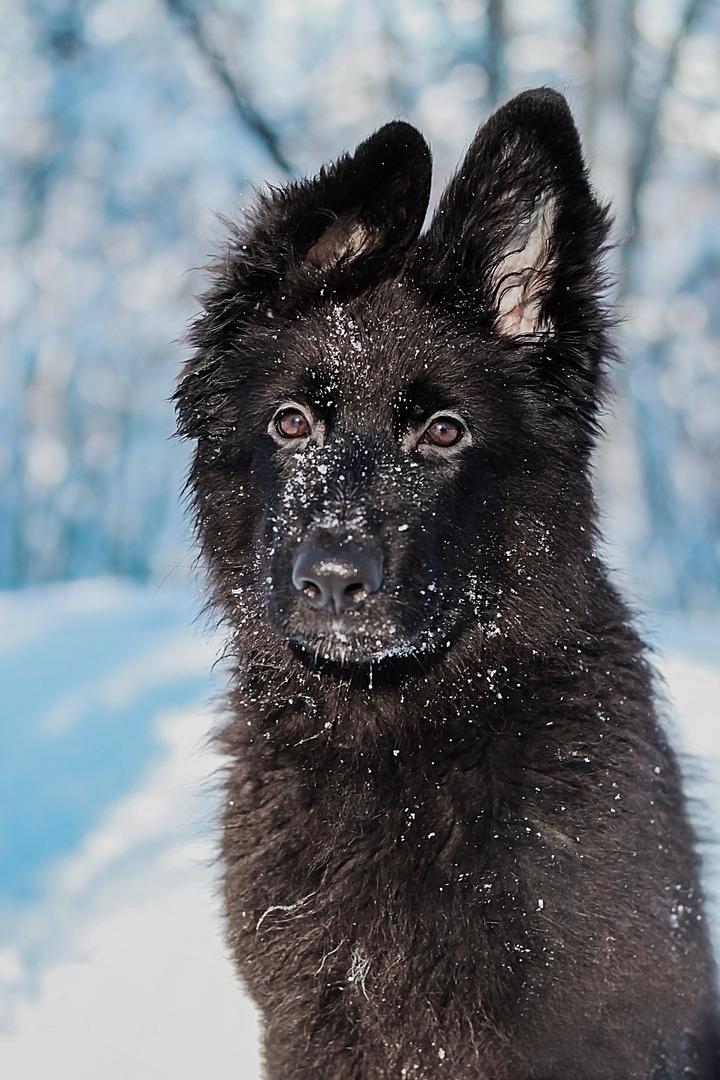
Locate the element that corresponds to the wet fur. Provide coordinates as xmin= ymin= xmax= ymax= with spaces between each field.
xmin=177 ymin=90 xmax=720 ymax=1078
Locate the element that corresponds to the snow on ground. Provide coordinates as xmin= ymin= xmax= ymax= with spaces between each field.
xmin=0 ymin=694 xmax=260 ymax=1080
xmin=0 ymin=579 xmax=260 ymax=1079
xmin=655 ymin=623 xmax=720 ymax=943
xmin=0 ymin=581 xmax=718 ymax=1079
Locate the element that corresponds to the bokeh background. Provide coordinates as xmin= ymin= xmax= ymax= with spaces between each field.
xmin=1 ymin=1 xmax=720 ymax=1077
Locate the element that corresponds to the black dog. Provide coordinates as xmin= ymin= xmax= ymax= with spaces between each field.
xmin=176 ymin=89 xmax=719 ymax=1078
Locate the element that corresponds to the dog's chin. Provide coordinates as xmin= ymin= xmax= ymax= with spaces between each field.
xmin=266 ymin=595 xmax=465 ymax=670
xmin=291 ymin=634 xmax=419 ymax=667
xmin=279 ymin=618 xmax=463 ymax=674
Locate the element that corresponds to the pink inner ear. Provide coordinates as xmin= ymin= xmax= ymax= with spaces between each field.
xmin=491 ymin=195 xmax=556 ymax=338
xmin=304 ymin=217 xmax=373 ymax=271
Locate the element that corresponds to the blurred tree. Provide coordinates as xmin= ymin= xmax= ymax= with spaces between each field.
xmin=1 ymin=0 xmax=718 ymax=607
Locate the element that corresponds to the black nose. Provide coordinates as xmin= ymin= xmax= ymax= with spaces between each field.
xmin=292 ymin=544 xmax=383 ymax=614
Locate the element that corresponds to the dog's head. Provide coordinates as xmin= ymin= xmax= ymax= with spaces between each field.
xmin=177 ymin=89 xmax=612 ymax=668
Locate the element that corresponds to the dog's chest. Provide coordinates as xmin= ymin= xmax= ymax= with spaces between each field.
xmin=259 ymin=740 xmax=574 ymax=948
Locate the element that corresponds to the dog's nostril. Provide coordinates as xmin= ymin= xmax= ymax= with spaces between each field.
xmin=292 ymin=544 xmax=382 ymax=615
xmin=344 ymin=583 xmax=367 ymax=605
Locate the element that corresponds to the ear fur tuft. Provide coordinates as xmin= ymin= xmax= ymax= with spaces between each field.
xmin=303 ymin=217 xmax=373 ymax=271
xmin=492 ymin=192 xmax=556 ymax=336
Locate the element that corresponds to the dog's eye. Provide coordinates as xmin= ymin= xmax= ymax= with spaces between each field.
xmin=421 ymin=416 xmax=465 ymax=449
xmin=273 ymin=407 xmax=311 ymax=441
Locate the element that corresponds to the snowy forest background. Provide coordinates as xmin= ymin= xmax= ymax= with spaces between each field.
xmin=2 ymin=3 xmax=720 ymax=1074
xmin=1 ymin=0 xmax=720 ymax=611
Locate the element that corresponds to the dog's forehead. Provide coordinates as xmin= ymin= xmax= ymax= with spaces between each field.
xmin=281 ymin=289 xmax=469 ymax=408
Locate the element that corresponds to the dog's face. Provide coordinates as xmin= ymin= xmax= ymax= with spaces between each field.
xmin=236 ymin=292 xmax=505 ymax=663
xmin=177 ymin=90 xmax=612 ymax=666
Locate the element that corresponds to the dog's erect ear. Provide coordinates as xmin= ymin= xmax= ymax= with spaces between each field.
xmin=298 ymin=122 xmax=431 ymax=273
xmin=418 ymin=89 xmax=610 ymax=341
xmin=176 ymin=124 xmax=431 ymax=441
xmin=234 ymin=121 xmax=432 ymax=298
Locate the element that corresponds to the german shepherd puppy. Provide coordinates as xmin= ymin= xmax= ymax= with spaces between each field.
xmin=176 ymin=89 xmax=719 ymax=1078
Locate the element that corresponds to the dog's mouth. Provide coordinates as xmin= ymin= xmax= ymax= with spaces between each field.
xmin=287 ymin=623 xmax=462 ymax=681
xmin=287 ymin=617 xmax=421 ymax=665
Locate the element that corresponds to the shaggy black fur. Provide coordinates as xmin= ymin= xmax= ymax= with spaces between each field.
xmin=176 ymin=90 xmax=720 ymax=1078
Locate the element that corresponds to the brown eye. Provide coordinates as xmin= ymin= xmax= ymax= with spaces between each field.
xmin=422 ymin=416 xmax=465 ymax=448
xmin=274 ymin=408 xmax=311 ymax=440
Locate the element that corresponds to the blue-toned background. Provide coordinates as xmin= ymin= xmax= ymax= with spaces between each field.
xmin=1 ymin=2 xmax=720 ymax=1076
